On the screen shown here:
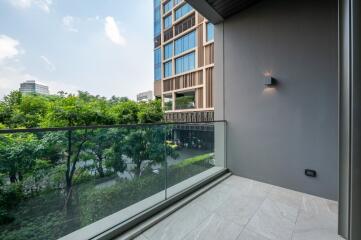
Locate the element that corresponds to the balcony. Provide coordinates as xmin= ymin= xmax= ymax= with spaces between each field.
xmin=0 ymin=115 xmax=343 ymax=240
xmin=0 ymin=121 xmax=226 ymax=240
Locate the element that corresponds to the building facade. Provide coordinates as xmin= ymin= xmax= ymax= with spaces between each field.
xmin=19 ymin=80 xmax=49 ymax=95
xmin=154 ymin=0 xmax=215 ymax=122
xmin=136 ymin=90 xmax=154 ymax=102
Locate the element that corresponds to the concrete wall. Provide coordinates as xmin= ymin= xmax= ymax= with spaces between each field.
xmin=215 ymin=0 xmax=339 ymax=199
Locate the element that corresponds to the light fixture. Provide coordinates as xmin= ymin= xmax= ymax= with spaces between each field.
xmin=264 ymin=76 xmax=275 ymax=87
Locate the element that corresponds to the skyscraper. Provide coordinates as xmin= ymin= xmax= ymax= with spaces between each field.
xmin=154 ymin=0 xmax=214 ymax=122
xmin=19 ymin=80 xmax=50 ymax=95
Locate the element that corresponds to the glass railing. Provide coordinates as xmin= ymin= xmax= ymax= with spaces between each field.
xmin=0 ymin=121 xmax=226 ymax=240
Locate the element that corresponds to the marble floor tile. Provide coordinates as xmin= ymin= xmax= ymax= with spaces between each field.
xmin=182 ymin=213 xmax=244 ymax=240
xmin=133 ymin=176 xmax=338 ymax=240
xmin=300 ymin=194 xmax=338 ymax=216
xmin=227 ymin=178 xmax=272 ymax=199
xmin=215 ymin=194 xmax=264 ymax=226
xmin=268 ymin=186 xmax=303 ymax=210
xmin=237 ymin=229 xmax=272 ymax=240
xmin=294 ymin=209 xmax=337 ymax=234
xmin=295 ymin=195 xmax=338 ymax=233
xmin=143 ymin=202 xmax=211 ymax=240
xmin=192 ymin=184 xmax=234 ymax=212
xmin=292 ymin=229 xmax=340 ymax=240
xmin=246 ymin=198 xmax=298 ymax=240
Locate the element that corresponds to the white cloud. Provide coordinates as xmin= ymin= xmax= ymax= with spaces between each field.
xmin=9 ymin=0 xmax=52 ymax=13
xmin=62 ymin=16 xmax=79 ymax=33
xmin=40 ymin=55 xmax=56 ymax=72
xmin=104 ymin=16 xmax=126 ymax=46
xmin=0 ymin=35 xmax=21 ymax=62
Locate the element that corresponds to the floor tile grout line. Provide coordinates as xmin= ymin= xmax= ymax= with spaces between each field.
xmin=233 ymin=184 xmax=273 ymax=240
xmin=290 ymin=205 xmax=302 ymax=240
xmin=178 ymin=208 xmax=214 ymax=240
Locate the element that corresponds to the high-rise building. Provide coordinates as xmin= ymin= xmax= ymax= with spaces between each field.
xmin=136 ymin=90 xmax=154 ymax=102
xmin=154 ymin=0 xmax=214 ymax=122
xmin=19 ymin=80 xmax=50 ymax=95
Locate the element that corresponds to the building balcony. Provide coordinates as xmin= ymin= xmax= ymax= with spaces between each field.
xmin=0 ymin=121 xmax=345 ymax=240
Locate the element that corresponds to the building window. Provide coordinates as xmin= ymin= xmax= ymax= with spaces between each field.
xmin=175 ymin=91 xmax=195 ymax=110
xmin=174 ymin=14 xmax=195 ymax=36
xmin=175 ymin=51 xmax=195 ymax=74
xmin=164 ymin=42 xmax=173 ymax=60
xmin=164 ymin=61 xmax=173 ymax=78
xmin=164 ymin=94 xmax=173 ymax=111
xmin=206 ymin=23 xmax=214 ymax=42
xmin=164 ymin=15 xmax=172 ymax=29
xmin=163 ymin=28 xmax=173 ymax=42
xmin=175 ymin=31 xmax=196 ymax=55
xmin=154 ymin=0 xmax=161 ymax=37
xmin=175 ymin=3 xmax=193 ymax=20
xmin=154 ymin=48 xmax=161 ymax=80
xmin=174 ymin=0 xmax=182 ymax=6
xmin=163 ymin=0 xmax=173 ymax=14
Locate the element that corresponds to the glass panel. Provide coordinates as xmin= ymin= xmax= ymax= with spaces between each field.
xmin=154 ymin=48 xmax=162 ymax=80
xmin=164 ymin=42 xmax=173 ymax=60
xmin=163 ymin=94 xmax=173 ymax=111
xmin=163 ymin=0 xmax=173 ymax=14
xmin=174 ymin=31 xmax=196 ymax=55
xmin=0 ymin=126 xmax=166 ymax=239
xmin=154 ymin=0 xmax=161 ymax=37
xmin=175 ymin=91 xmax=195 ymax=110
xmin=174 ymin=0 xmax=182 ymax=6
xmin=165 ymin=122 xmax=226 ymax=197
xmin=175 ymin=51 xmax=195 ymax=74
xmin=0 ymin=122 xmax=226 ymax=239
xmin=175 ymin=3 xmax=193 ymax=21
xmin=164 ymin=61 xmax=173 ymax=78
xmin=207 ymin=23 xmax=214 ymax=42
xmin=164 ymin=15 xmax=172 ymax=29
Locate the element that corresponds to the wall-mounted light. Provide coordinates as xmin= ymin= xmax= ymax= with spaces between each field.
xmin=264 ymin=76 xmax=275 ymax=87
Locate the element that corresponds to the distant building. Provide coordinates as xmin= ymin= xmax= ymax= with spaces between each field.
xmin=19 ymin=80 xmax=49 ymax=95
xmin=137 ymin=90 xmax=154 ymax=102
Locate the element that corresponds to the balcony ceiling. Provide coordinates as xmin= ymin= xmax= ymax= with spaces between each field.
xmin=186 ymin=0 xmax=262 ymax=24
xmin=206 ymin=0 xmax=261 ymax=18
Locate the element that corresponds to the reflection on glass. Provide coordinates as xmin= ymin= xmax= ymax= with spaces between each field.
xmin=175 ymin=91 xmax=195 ymax=110
xmin=0 ymin=122 xmax=226 ymax=239
xmin=164 ymin=94 xmax=173 ymax=111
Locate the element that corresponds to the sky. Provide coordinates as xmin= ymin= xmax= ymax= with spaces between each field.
xmin=0 ymin=0 xmax=154 ymax=100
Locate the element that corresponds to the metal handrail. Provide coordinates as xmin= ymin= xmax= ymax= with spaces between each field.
xmin=0 ymin=120 xmax=227 ymax=134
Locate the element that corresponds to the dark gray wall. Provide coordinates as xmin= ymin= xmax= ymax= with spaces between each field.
xmin=219 ymin=0 xmax=339 ymax=199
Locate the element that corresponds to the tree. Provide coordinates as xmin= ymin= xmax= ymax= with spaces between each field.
xmin=109 ymin=100 xmax=140 ymax=124
xmin=0 ymin=91 xmax=165 ymax=209
xmin=0 ymin=91 xmax=22 ymax=128
xmin=0 ymin=133 xmax=40 ymax=183
xmin=86 ymin=129 xmax=112 ymax=177
xmin=104 ymin=128 xmax=127 ymax=174
xmin=123 ymin=126 xmax=177 ymax=178
xmin=137 ymin=99 xmax=163 ymax=123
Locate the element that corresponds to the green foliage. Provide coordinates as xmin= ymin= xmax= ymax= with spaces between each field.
xmin=0 ymin=183 xmax=23 ymax=225
xmin=174 ymin=153 xmax=213 ymax=168
xmin=175 ymin=95 xmax=195 ymax=110
xmin=0 ymin=91 xmax=179 ymax=239
xmin=0 ymin=133 xmax=40 ymax=183
xmin=137 ymin=99 xmax=163 ymax=123
xmin=0 ymin=91 xmax=164 ymax=129
xmin=78 ymin=155 xmax=213 ymax=226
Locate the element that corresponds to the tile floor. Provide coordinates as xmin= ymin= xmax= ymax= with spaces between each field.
xmin=134 ymin=175 xmax=341 ymax=240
